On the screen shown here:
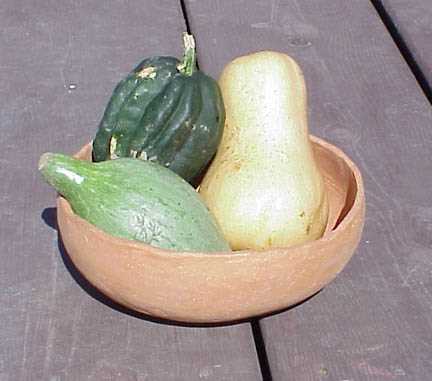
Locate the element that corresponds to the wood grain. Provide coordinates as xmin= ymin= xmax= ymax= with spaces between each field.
xmin=0 ymin=1 xmax=261 ymax=379
xmin=184 ymin=0 xmax=432 ymax=379
xmin=376 ymin=0 xmax=432 ymax=90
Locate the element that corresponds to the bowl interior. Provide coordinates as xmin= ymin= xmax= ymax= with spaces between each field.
xmin=71 ymin=136 xmax=358 ymax=246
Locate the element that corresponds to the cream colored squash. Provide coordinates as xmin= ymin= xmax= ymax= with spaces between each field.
xmin=199 ymin=51 xmax=329 ymax=250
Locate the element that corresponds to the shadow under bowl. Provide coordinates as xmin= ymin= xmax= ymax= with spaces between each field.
xmin=57 ymin=135 xmax=365 ymax=323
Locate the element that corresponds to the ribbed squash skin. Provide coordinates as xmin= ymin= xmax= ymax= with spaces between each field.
xmin=92 ymin=56 xmax=225 ymax=183
xmin=39 ymin=153 xmax=231 ymax=252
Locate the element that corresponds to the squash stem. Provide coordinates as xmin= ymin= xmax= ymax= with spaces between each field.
xmin=177 ymin=33 xmax=197 ymax=76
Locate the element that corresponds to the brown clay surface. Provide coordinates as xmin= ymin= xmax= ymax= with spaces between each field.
xmin=57 ymin=136 xmax=365 ymax=323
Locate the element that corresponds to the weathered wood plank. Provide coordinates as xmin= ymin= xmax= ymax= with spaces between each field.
xmin=184 ymin=0 xmax=432 ymax=380
xmin=0 ymin=1 xmax=261 ymax=380
xmin=376 ymin=0 xmax=432 ymax=90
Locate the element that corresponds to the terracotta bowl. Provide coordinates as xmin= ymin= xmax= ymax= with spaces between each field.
xmin=57 ymin=136 xmax=365 ymax=323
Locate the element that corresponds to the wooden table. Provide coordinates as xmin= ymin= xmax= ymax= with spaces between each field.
xmin=2 ymin=1 xmax=431 ymax=380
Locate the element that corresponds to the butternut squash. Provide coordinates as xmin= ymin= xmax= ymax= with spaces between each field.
xmin=199 ymin=51 xmax=329 ymax=250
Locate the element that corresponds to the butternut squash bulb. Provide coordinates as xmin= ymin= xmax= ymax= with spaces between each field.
xmin=199 ymin=51 xmax=329 ymax=250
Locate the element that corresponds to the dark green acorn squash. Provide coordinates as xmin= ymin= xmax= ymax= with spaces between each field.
xmin=92 ymin=33 xmax=225 ymax=184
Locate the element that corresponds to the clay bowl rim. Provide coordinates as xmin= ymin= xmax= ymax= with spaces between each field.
xmin=59 ymin=134 xmax=364 ymax=258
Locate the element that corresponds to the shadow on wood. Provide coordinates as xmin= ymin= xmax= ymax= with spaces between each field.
xmin=41 ymin=207 xmax=57 ymax=230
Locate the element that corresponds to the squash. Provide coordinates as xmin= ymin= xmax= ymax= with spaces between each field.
xmin=92 ymin=33 xmax=225 ymax=184
xmin=39 ymin=152 xmax=231 ymax=252
xmin=199 ymin=51 xmax=329 ymax=250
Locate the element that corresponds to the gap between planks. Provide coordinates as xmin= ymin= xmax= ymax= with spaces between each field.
xmin=370 ymin=0 xmax=432 ymax=104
